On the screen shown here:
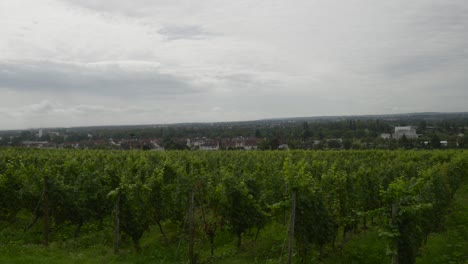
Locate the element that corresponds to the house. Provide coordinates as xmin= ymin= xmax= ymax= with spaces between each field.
xmin=198 ymin=137 xmax=259 ymax=150
xmin=109 ymin=138 xmax=121 ymax=147
xmin=21 ymin=141 xmax=53 ymax=148
xmin=278 ymin=144 xmax=289 ymax=150
xmin=243 ymin=138 xmax=258 ymax=150
xmin=187 ymin=137 xmax=207 ymax=149
xmin=199 ymin=141 xmax=219 ymax=151
xmin=148 ymin=139 xmax=165 ymax=151
xmin=221 ymin=139 xmax=237 ymax=149
xmin=227 ymin=137 xmax=259 ymax=150
xmin=393 ymin=126 xmax=418 ymax=139
xmin=380 ymin=133 xmax=391 ymax=139
xmin=188 ymin=137 xmax=220 ymax=150
xmin=58 ymin=142 xmax=80 ymax=149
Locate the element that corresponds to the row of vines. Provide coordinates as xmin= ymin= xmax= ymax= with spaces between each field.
xmin=0 ymin=149 xmax=467 ymax=263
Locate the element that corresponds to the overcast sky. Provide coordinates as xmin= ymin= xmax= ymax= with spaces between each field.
xmin=1 ymin=0 xmax=467 ymax=129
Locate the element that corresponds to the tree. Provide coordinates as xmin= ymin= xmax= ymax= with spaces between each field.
xmin=342 ymin=138 xmax=352 ymax=150
xmin=327 ymin=139 xmax=342 ymax=149
xmin=430 ymin=134 xmax=441 ymax=149
xmin=302 ymin=122 xmax=312 ymax=141
xmin=255 ymin=129 xmax=262 ymax=138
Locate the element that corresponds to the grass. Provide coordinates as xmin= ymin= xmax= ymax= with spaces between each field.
xmin=416 ymin=180 xmax=468 ymax=264
xmin=321 ymin=230 xmax=387 ymax=264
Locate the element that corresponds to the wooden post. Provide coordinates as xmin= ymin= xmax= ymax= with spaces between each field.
xmin=43 ymin=175 xmax=49 ymax=247
xmin=288 ymin=190 xmax=297 ymax=264
xmin=391 ymin=203 xmax=399 ymax=264
xmin=114 ymin=189 xmax=121 ymax=254
xmin=189 ymin=189 xmax=195 ymax=264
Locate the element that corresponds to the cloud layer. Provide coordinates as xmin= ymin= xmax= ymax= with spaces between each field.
xmin=0 ymin=0 xmax=467 ymax=129
xmin=0 ymin=60 xmax=197 ymax=96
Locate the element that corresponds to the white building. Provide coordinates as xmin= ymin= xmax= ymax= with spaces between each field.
xmin=393 ymin=126 xmax=418 ymax=139
xmin=232 ymin=137 xmax=259 ymax=150
xmin=278 ymin=144 xmax=289 ymax=150
xmin=199 ymin=141 xmax=219 ymax=151
xmin=380 ymin=133 xmax=391 ymax=139
xmin=150 ymin=141 xmax=165 ymax=151
xmin=187 ymin=137 xmax=206 ymax=148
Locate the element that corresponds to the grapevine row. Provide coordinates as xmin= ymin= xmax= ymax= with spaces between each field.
xmin=0 ymin=149 xmax=466 ymax=263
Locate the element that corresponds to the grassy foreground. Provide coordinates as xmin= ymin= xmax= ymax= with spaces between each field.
xmin=0 ymin=182 xmax=467 ymax=264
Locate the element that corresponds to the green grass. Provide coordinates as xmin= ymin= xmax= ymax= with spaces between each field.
xmin=416 ymin=180 xmax=468 ymax=264
xmin=321 ymin=230 xmax=387 ymax=264
xmin=0 ymin=243 xmax=115 ymax=264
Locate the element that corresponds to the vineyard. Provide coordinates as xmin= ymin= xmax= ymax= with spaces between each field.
xmin=0 ymin=149 xmax=467 ymax=264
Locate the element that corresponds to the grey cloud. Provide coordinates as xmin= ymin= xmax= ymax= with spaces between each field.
xmin=410 ymin=1 xmax=468 ymax=32
xmin=1 ymin=0 xmax=467 ymax=130
xmin=159 ymin=25 xmax=213 ymax=40
xmin=218 ymin=73 xmax=284 ymax=90
xmin=341 ymin=2 xmax=468 ymax=84
xmin=381 ymin=53 xmax=468 ymax=79
xmin=0 ymin=100 xmax=161 ymax=118
xmin=0 ymin=100 xmax=167 ymax=129
xmin=61 ymin=0 xmax=172 ymax=17
xmin=378 ymin=1 xmax=468 ymax=79
xmin=28 ymin=100 xmax=56 ymax=113
xmin=221 ymin=73 xmax=255 ymax=84
xmin=0 ymin=60 xmax=199 ymax=96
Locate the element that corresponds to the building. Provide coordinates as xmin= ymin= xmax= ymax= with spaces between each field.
xmin=22 ymin=141 xmax=55 ymax=148
xmin=199 ymin=141 xmax=219 ymax=151
xmin=148 ymin=139 xmax=165 ymax=151
xmin=380 ymin=133 xmax=391 ymax=139
xmin=187 ymin=137 xmax=207 ymax=148
xmin=393 ymin=126 xmax=418 ymax=139
xmin=220 ymin=137 xmax=259 ymax=150
xmin=243 ymin=138 xmax=258 ymax=150
xmin=278 ymin=144 xmax=289 ymax=150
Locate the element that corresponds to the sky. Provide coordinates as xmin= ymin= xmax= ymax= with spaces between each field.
xmin=1 ymin=0 xmax=467 ymax=129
